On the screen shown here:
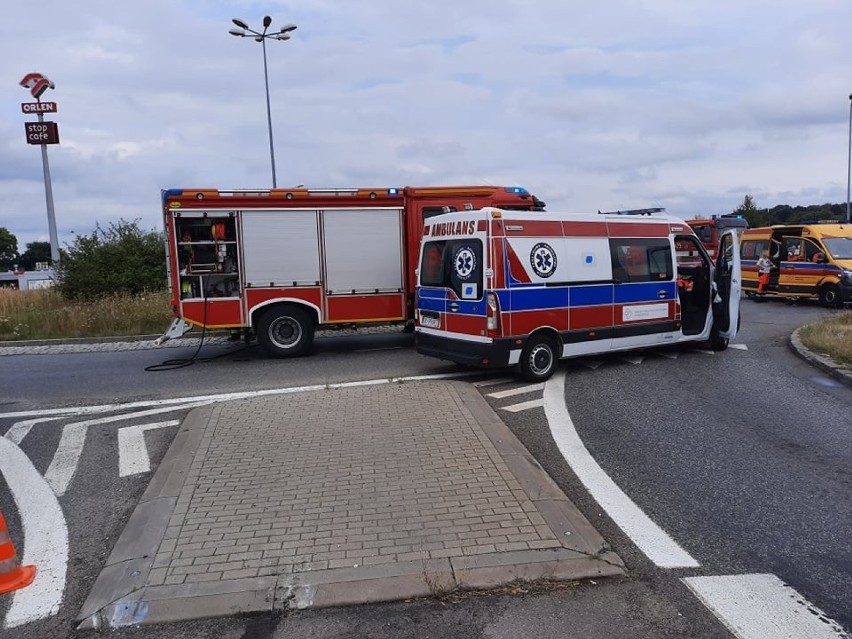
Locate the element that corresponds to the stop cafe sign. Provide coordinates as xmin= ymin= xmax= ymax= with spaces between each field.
xmin=24 ymin=121 xmax=59 ymax=145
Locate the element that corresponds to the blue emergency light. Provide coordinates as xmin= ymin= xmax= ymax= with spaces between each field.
xmin=388 ymin=188 xmax=400 ymax=196
xmin=504 ymin=187 xmax=530 ymax=195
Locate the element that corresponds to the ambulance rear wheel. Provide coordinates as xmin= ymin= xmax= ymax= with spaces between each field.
xmin=257 ymin=306 xmax=314 ymax=358
xmin=519 ymin=335 xmax=559 ymax=382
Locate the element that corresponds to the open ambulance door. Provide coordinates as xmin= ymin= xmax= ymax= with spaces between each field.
xmin=711 ymin=229 xmax=741 ymax=346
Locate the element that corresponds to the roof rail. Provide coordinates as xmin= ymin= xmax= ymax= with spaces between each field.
xmin=599 ymin=207 xmax=666 ymax=216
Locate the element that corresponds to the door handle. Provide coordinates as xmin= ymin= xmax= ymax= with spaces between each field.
xmin=449 ymin=302 xmax=460 ymax=312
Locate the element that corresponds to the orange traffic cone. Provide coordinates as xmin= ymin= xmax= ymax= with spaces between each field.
xmin=0 ymin=510 xmax=36 ymax=595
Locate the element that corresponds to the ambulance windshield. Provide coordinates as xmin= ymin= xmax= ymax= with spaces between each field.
xmin=420 ymin=239 xmax=484 ymax=300
xmin=822 ymin=237 xmax=852 ymax=259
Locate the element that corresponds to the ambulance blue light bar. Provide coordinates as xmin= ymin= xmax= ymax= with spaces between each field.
xmin=388 ymin=188 xmax=400 ymax=195
xmin=504 ymin=187 xmax=530 ymax=195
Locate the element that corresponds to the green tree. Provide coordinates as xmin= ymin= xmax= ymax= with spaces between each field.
xmin=56 ymin=219 xmax=166 ymax=300
xmin=732 ymin=194 xmax=768 ymax=228
xmin=0 ymin=227 xmax=19 ymax=271
xmin=17 ymin=241 xmax=52 ymax=270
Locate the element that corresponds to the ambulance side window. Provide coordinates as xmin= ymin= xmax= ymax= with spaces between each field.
xmin=740 ymin=240 xmax=767 ymax=260
xmin=609 ymin=239 xmax=672 ymax=283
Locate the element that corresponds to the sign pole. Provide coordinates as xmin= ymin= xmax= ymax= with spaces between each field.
xmin=37 ymin=107 xmax=60 ymax=264
xmin=19 ymin=72 xmax=60 ymax=266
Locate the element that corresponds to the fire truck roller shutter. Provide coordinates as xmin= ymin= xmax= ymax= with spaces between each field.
xmin=242 ymin=211 xmax=321 ymax=286
xmin=322 ymin=209 xmax=404 ymax=293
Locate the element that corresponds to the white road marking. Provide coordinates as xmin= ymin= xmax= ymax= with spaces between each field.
xmin=543 ymin=370 xmax=699 ymax=569
xmin=501 ymin=399 xmax=544 ymax=413
xmin=487 ymin=383 xmax=545 ymax=399
xmin=619 ymin=355 xmax=644 ymax=365
xmin=5 ymin=416 xmax=68 ymax=445
xmin=729 ymin=343 xmax=749 ymax=350
xmin=0 ymin=437 xmax=68 ymax=628
xmin=473 ymin=377 xmax=516 ymax=388
xmin=696 ymin=349 xmax=716 ymax=355
xmin=118 ymin=421 xmax=180 ymax=477
xmin=683 ymin=573 xmax=847 ymax=639
xmin=658 ymin=351 xmax=680 ymax=359
xmin=44 ymin=402 xmax=210 ymax=496
xmin=580 ymin=359 xmax=605 ymax=370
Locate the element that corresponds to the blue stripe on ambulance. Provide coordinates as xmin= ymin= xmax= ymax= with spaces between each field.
xmin=495 ymin=282 xmax=675 ymax=311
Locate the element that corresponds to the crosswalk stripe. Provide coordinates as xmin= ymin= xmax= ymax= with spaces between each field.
xmin=619 ymin=355 xmax=644 ymax=365
xmin=501 ymin=399 xmax=544 ymax=413
xmin=118 ymin=420 xmax=181 ymax=477
xmin=729 ymin=343 xmax=749 ymax=350
xmin=683 ymin=573 xmax=846 ymax=639
xmin=44 ymin=401 xmax=211 ymax=497
xmin=658 ymin=351 xmax=680 ymax=359
xmin=487 ymin=383 xmax=546 ymax=399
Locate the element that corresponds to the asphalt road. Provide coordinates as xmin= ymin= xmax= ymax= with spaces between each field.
xmin=485 ymin=297 xmax=852 ymax=632
xmin=1 ymin=298 xmax=850 ymax=638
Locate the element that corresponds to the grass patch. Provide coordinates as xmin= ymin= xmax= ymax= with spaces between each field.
xmin=798 ymin=311 xmax=852 ymax=368
xmin=0 ymin=288 xmax=172 ymax=341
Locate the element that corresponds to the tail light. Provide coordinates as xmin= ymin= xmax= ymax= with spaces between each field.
xmin=486 ymin=291 xmax=500 ymax=334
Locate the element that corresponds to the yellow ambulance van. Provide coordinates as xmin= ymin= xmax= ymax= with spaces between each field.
xmin=740 ymin=222 xmax=852 ymax=306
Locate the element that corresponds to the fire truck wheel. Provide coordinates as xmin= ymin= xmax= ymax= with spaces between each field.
xmin=519 ymin=335 xmax=559 ymax=382
xmin=257 ymin=306 xmax=314 ymax=357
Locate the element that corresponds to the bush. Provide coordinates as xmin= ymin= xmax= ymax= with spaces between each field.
xmin=56 ymin=219 xmax=167 ymax=300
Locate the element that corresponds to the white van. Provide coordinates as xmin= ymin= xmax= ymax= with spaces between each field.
xmin=415 ymin=207 xmax=741 ymax=381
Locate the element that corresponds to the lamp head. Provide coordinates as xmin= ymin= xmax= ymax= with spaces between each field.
xmin=263 ymin=16 xmax=272 ymax=28
xmin=228 ymin=28 xmax=246 ymax=37
xmin=232 ymin=18 xmax=249 ymax=29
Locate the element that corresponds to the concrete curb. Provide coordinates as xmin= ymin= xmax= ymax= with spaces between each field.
xmin=77 ymin=381 xmax=624 ymax=629
xmin=789 ymin=327 xmax=852 ymax=388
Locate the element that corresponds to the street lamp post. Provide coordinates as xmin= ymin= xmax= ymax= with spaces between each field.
xmin=847 ymin=94 xmax=852 ymax=223
xmin=229 ymin=17 xmax=297 ymax=189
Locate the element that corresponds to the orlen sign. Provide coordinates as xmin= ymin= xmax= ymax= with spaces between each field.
xmin=21 ymin=101 xmax=58 ymax=114
xmin=24 ymin=121 xmax=60 ymax=145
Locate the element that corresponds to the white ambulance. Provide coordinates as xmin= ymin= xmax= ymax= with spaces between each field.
xmin=415 ymin=207 xmax=741 ymax=381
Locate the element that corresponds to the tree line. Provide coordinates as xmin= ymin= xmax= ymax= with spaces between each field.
xmin=731 ymin=195 xmax=848 ymax=228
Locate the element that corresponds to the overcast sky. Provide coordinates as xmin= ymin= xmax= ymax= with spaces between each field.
xmin=2 ymin=0 xmax=852 ymax=250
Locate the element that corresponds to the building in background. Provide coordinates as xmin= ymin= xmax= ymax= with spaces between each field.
xmin=0 ymin=263 xmax=56 ymax=290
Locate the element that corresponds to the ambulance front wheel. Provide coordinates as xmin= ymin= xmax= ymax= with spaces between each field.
xmin=519 ymin=334 xmax=559 ymax=382
xmin=819 ymin=284 xmax=842 ymax=308
xmin=257 ymin=306 xmax=315 ymax=358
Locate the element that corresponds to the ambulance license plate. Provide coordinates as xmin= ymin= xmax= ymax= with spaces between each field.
xmin=420 ymin=314 xmax=440 ymax=328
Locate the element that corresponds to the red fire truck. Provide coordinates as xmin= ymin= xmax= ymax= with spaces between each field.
xmin=156 ymin=185 xmax=545 ymax=357
xmin=687 ymin=214 xmax=748 ymax=258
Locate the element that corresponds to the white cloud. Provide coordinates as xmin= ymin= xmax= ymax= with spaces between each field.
xmin=2 ymin=0 xmax=852 ymax=249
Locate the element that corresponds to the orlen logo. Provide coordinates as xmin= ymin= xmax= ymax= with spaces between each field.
xmin=19 ymin=72 xmax=55 ymax=99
